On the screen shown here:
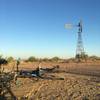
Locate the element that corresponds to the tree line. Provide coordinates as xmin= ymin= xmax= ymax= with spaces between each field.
xmin=0 ymin=55 xmax=100 ymax=63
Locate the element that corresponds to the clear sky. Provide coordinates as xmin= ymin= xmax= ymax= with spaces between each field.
xmin=0 ymin=0 xmax=100 ymax=59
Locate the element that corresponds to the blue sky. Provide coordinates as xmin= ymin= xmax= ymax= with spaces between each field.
xmin=0 ymin=0 xmax=100 ymax=58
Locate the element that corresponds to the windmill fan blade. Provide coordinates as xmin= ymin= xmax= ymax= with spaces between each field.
xmin=65 ymin=24 xmax=73 ymax=29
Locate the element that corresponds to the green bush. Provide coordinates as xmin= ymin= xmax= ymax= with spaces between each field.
xmin=51 ymin=57 xmax=60 ymax=62
xmin=28 ymin=56 xmax=37 ymax=62
xmin=7 ymin=57 xmax=14 ymax=62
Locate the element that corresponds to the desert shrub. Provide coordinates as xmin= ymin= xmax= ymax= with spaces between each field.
xmin=42 ymin=58 xmax=49 ymax=62
xmin=51 ymin=57 xmax=60 ymax=62
xmin=27 ymin=56 xmax=37 ymax=62
xmin=0 ymin=57 xmax=8 ymax=65
xmin=7 ymin=56 xmax=14 ymax=63
xmin=89 ymin=56 xmax=100 ymax=61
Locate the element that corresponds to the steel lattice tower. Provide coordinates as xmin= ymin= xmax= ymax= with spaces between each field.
xmin=65 ymin=20 xmax=86 ymax=62
xmin=76 ymin=20 xmax=85 ymax=61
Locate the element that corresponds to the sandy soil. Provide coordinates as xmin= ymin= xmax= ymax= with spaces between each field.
xmin=3 ymin=62 xmax=100 ymax=100
xmin=11 ymin=72 xmax=100 ymax=100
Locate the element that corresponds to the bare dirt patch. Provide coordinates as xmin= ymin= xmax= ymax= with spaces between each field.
xmin=3 ymin=62 xmax=100 ymax=100
xmin=11 ymin=73 xmax=100 ymax=100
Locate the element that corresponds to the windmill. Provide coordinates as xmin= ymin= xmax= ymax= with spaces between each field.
xmin=65 ymin=20 xmax=86 ymax=62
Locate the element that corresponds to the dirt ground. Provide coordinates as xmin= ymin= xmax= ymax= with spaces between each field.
xmin=10 ymin=73 xmax=100 ymax=100
xmin=3 ymin=62 xmax=100 ymax=100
